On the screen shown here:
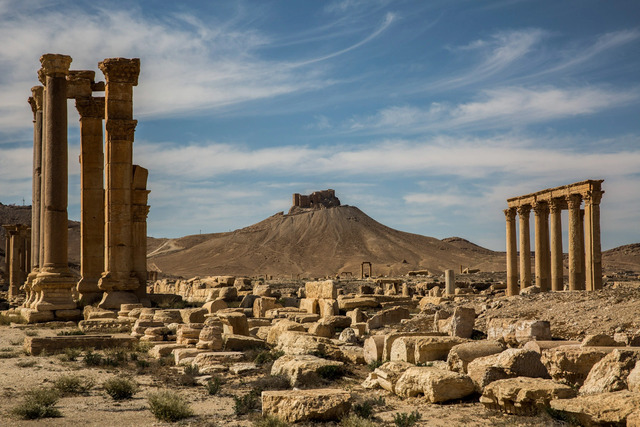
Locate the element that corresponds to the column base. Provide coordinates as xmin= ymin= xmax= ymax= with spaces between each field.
xmin=97 ymin=291 xmax=139 ymax=310
xmin=77 ymin=276 xmax=103 ymax=306
xmin=32 ymin=269 xmax=78 ymax=311
xmin=78 ymin=291 xmax=104 ymax=306
xmin=22 ymin=271 xmax=38 ymax=308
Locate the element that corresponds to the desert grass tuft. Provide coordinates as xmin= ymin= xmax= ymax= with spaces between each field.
xmin=147 ymin=390 xmax=193 ymax=422
xmin=11 ymin=386 xmax=61 ymax=420
xmin=103 ymin=377 xmax=138 ymax=400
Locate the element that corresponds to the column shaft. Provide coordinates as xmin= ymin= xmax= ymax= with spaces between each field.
xmin=533 ymin=202 xmax=551 ymax=291
xmin=584 ymin=191 xmax=603 ymax=291
xmin=504 ymin=208 xmax=518 ymax=296
xmin=550 ymin=200 xmax=564 ymax=291
xmin=567 ymin=194 xmax=583 ymax=291
xmin=578 ymin=209 xmax=586 ymax=289
xmin=517 ymin=205 xmax=532 ymax=290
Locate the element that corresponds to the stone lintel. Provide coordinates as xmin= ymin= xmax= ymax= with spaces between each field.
xmin=507 ymin=180 xmax=604 ymax=208
xmin=39 ymin=53 xmax=72 ymax=77
xmin=66 ymin=70 xmax=95 ymax=99
xmin=98 ymin=57 xmax=140 ymax=85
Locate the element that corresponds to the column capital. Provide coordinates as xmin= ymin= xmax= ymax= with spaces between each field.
xmin=583 ymin=190 xmax=603 ymax=206
xmin=106 ymin=119 xmax=137 ymax=140
xmin=76 ymin=97 xmax=105 ymax=120
xmin=516 ymin=204 xmax=531 ymax=216
xmin=549 ymin=198 xmax=564 ymax=213
xmin=503 ymin=207 xmax=516 ymax=221
xmin=39 ymin=54 xmax=72 ymax=77
xmin=28 ymin=97 xmax=37 ymax=115
xmin=532 ymin=200 xmax=549 ymax=215
xmin=98 ymin=58 xmax=140 ymax=85
xmin=31 ymin=86 xmax=44 ymax=111
xmin=566 ymin=193 xmax=582 ymax=209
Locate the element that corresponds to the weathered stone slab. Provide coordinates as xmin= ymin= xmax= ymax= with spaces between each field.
xmin=363 ymin=335 xmax=385 ymax=364
xmin=262 ymin=389 xmax=351 ymax=423
xmin=579 ymin=349 xmax=640 ymax=395
xmin=276 ymin=331 xmax=339 ymax=358
xmin=467 ymin=349 xmax=549 ymax=392
xmin=447 ymin=340 xmax=505 ymax=373
xmin=25 ymin=335 xmax=137 ymax=355
xmin=487 ymin=318 xmax=551 ymax=344
xmin=550 ymin=391 xmax=640 ymax=426
xmin=192 ymin=351 xmax=245 ymax=367
xmin=305 ymin=280 xmax=337 ymax=299
xmin=271 ymin=354 xmax=344 ymax=387
xmin=148 ymin=343 xmax=186 ymax=359
xmin=337 ymin=296 xmax=378 ymax=310
xmin=366 ymin=306 xmax=410 ymax=331
xmin=362 ymin=361 xmax=413 ymax=393
xmin=395 ymin=366 xmax=475 ymax=403
xmin=223 ymin=334 xmax=266 ymax=351
xmin=480 ymin=377 xmax=576 ymax=415
xmin=523 ymin=340 xmax=580 ymax=353
xmin=78 ymin=318 xmax=132 ymax=333
xmin=541 ymin=345 xmax=610 ymax=386
xmin=266 ymin=319 xmax=306 ymax=346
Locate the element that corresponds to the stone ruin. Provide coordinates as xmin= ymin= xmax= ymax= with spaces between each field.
xmin=289 ymin=189 xmax=340 ymax=214
xmin=504 ymin=180 xmax=604 ymax=296
xmin=4 ymin=53 xmax=150 ymax=322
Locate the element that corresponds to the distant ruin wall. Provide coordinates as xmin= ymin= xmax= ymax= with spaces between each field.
xmin=290 ymin=189 xmax=340 ymax=214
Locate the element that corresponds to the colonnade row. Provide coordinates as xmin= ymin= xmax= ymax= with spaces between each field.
xmin=2 ymin=225 xmax=30 ymax=298
xmin=13 ymin=53 xmax=150 ymax=321
xmin=504 ymin=180 xmax=604 ymax=297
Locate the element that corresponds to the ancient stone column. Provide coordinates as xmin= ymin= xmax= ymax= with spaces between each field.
xmin=578 ymin=209 xmax=586 ymax=290
xmin=549 ymin=198 xmax=564 ymax=291
xmin=3 ymin=227 xmax=10 ymax=279
xmin=75 ymin=96 xmax=105 ymax=305
xmin=504 ymin=208 xmax=518 ymax=296
xmin=584 ymin=189 xmax=603 ymax=291
xmin=445 ymin=269 xmax=455 ymax=295
xmin=132 ymin=165 xmax=150 ymax=306
xmin=32 ymin=53 xmax=77 ymax=313
xmin=517 ymin=205 xmax=532 ymax=290
xmin=567 ymin=194 xmax=583 ymax=291
xmin=533 ymin=201 xmax=551 ymax=291
xmin=97 ymin=57 xmax=141 ymax=309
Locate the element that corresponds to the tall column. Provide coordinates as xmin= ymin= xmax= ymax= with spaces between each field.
xmin=584 ymin=190 xmax=603 ymax=291
xmin=550 ymin=199 xmax=564 ymax=291
xmin=32 ymin=53 xmax=77 ymax=313
xmin=3 ymin=227 xmax=10 ymax=279
xmin=445 ymin=269 xmax=455 ymax=295
xmin=504 ymin=208 xmax=518 ymax=296
xmin=97 ymin=57 xmax=141 ymax=309
xmin=517 ymin=205 xmax=532 ymax=290
xmin=76 ymin=96 xmax=105 ymax=305
xmin=24 ymin=87 xmax=44 ymax=307
xmin=533 ymin=201 xmax=551 ymax=291
xmin=567 ymin=194 xmax=583 ymax=291
xmin=132 ymin=165 xmax=150 ymax=306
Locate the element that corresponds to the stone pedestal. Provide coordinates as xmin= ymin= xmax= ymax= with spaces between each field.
xmin=517 ymin=205 xmax=532 ymax=290
xmin=32 ymin=53 xmax=77 ymax=314
xmin=504 ymin=208 xmax=518 ymax=296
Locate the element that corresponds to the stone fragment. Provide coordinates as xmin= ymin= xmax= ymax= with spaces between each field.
xmin=437 ymin=307 xmax=476 ymax=338
xmin=487 ymin=318 xmax=551 ymax=344
xmin=338 ymin=328 xmax=358 ymax=344
xmin=364 ymin=361 xmax=414 ymax=393
xmin=629 ymin=410 xmax=640 ymax=427
xmin=253 ymin=283 xmax=271 ymax=297
xmin=266 ymin=319 xmax=306 ymax=346
xmin=480 ymin=377 xmax=576 ymax=415
xmin=83 ymin=306 xmax=117 ymax=320
xmin=305 ymin=280 xmax=337 ymax=299
xmin=541 ymin=346 xmax=610 ymax=386
xmin=192 ymin=351 xmax=245 ymax=368
xmin=153 ymin=309 xmax=183 ymax=324
xmin=338 ymin=345 xmax=365 ymax=364
xmin=262 ymin=389 xmax=351 ymax=423
xmin=318 ymin=299 xmax=338 ymax=318
xmin=395 ymin=367 xmax=475 ymax=403
xmin=299 ymin=298 xmax=319 ymax=314
xmin=180 ymin=308 xmax=207 ymax=324
xmin=467 ymin=349 xmax=549 ymax=392
xmin=363 ymin=335 xmax=385 ymax=364
xmin=148 ymin=343 xmax=186 ymax=359
xmin=174 ymin=348 xmax=203 ymax=364
xmin=253 ymin=297 xmax=278 ymax=318
xmin=447 ymin=340 xmax=506 ymax=373
xmin=581 ymin=333 xmax=622 ymax=347
xmin=413 ymin=336 xmax=468 ymax=363
xmin=337 ymin=296 xmax=378 ymax=310
xmin=579 ymin=349 xmax=640 ymax=395
xmin=271 ymin=354 xmax=344 ymax=387
xmin=229 ymin=362 xmax=258 ymax=375
xmin=523 ymin=340 xmax=580 ymax=353
xmin=276 ymin=331 xmax=339 ymax=358
xmin=223 ymin=334 xmax=267 ymax=351
xmin=320 ymin=315 xmax=352 ymax=329
xmin=366 ymin=306 xmax=410 ymax=331
xmin=202 ymin=299 xmax=227 ymax=314
xmin=218 ymin=286 xmax=238 ymax=301
xmin=346 ymin=308 xmax=367 ymax=324
xmin=629 ymin=362 xmax=640 ymax=392
xmin=549 ymin=391 xmax=640 ymax=426
xmin=78 ymin=319 xmax=131 ymax=333
xmin=25 ymin=335 xmax=136 ymax=355
xmin=308 ymin=322 xmax=334 ymax=338
xmin=218 ymin=311 xmax=249 ymax=336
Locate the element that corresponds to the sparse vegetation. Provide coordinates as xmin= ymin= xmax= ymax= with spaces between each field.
xmin=58 ymin=347 xmax=82 ymax=362
xmin=234 ymin=390 xmax=260 ymax=416
xmin=147 ymin=390 xmax=193 ymax=422
xmin=0 ymin=349 xmax=18 ymax=358
xmin=53 ymin=375 xmax=94 ymax=395
xmin=251 ymin=374 xmax=290 ymax=391
xmin=103 ymin=377 xmax=138 ymax=400
xmin=24 ymin=329 xmax=39 ymax=337
xmin=57 ymin=329 xmax=85 ymax=336
xmin=393 ymin=411 xmax=422 ymax=427
xmin=352 ymin=396 xmax=386 ymax=419
xmin=83 ymin=350 xmax=103 ymax=366
xmin=11 ymin=386 xmax=61 ymax=420
xmin=254 ymin=349 xmax=285 ymax=365
xmin=341 ymin=414 xmax=377 ymax=427
xmin=205 ymin=376 xmax=222 ymax=395
xmin=252 ymin=414 xmax=291 ymax=427
xmin=316 ymin=364 xmax=345 ymax=381
xmin=16 ymin=359 xmax=38 ymax=368
xmin=367 ymin=360 xmax=383 ymax=371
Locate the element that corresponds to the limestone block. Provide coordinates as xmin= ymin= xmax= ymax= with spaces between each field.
xmin=253 ymin=284 xmax=272 ymax=297
xmin=523 ymin=340 xmax=581 ymax=354
xmin=346 ymin=308 xmax=367 ymax=324
xmin=549 ymin=391 xmax=640 ymax=426
xmin=629 ymin=410 xmax=640 ymax=427
xmin=218 ymin=286 xmax=238 ymax=302
xmin=78 ymin=319 xmax=131 ymax=333
xmin=629 ymin=361 xmax=640 ymax=392
xmin=192 ymin=351 xmax=245 ymax=368
xmin=262 ymin=389 xmax=351 ymax=423
xmin=299 ymin=298 xmax=319 ymax=314
xmin=308 ymin=322 xmax=334 ymax=338
xmin=266 ymin=307 xmax=304 ymax=319
xmin=413 ymin=336 xmax=468 ymax=363
xmin=480 ymin=377 xmax=576 ymax=415
xmin=382 ymin=332 xmax=446 ymax=362
xmin=305 ymin=280 xmax=337 ymax=299
xmin=437 ymin=307 xmax=476 ymax=338
xmin=390 ymin=336 xmax=419 ymax=363
xmin=196 ymin=324 xmax=223 ymax=351
xmin=320 ymin=315 xmax=351 ymax=329
xmin=234 ymin=277 xmax=252 ymax=290
xmin=395 ymin=367 xmax=475 ymax=403
xmin=366 ymin=306 xmax=410 ymax=331
xmin=203 ymin=299 xmax=227 ymax=314
xmin=467 ymin=349 xmax=549 ymax=392
xmin=290 ymin=313 xmax=320 ymax=323
xmin=372 ymin=361 xmax=414 ymax=393
xmin=53 ymin=309 xmax=83 ymax=321
xmin=174 ymin=348 xmax=203 ymax=365
xmin=337 ymin=296 xmax=379 ymax=310
xmin=148 ymin=343 xmax=186 ymax=359
xmin=180 ymin=308 xmax=207 ymax=324
xmin=223 ymin=333 xmax=267 ymax=351
xmin=351 ymin=323 xmax=366 ymax=337
xmin=253 ymin=297 xmax=277 ymax=318
xmin=318 ymin=299 xmax=338 ymax=318
xmin=419 ymin=296 xmax=445 ymax=308
xmin=579 ymin=349 xmax=640 ymax=395
xmin=276 ymin=331 xmax=339 ymax=358
xmin=24 ymin=335 xmax=137 ymax=356
xmin=487 ymin=318 xmax=551 ymax=344
xmin=447 ymin=340 xmax=506 ymax=373
xmin=363 ymin=335 xmax=385 ymax=364
xmin=218 ymin=311 xmax=249 ymax=336
xmin=338 ymin=328 xmax=358 ymax=344
xmin=338 ymin=345 xmax=365 ymax=364
xmin=216 ymin=276 xmax=236 ymax=286
xmin=541 ymin=346 xmax=610 ymax=386
xmin=153 ymin=309 xmax=183 ymax=324
xmin=266 ymin=319 xmax=306 ymax=346
xmin=83 ymin=306 xmax=117 ymax=320
xmin=271 ymin=354 xmax=344 ymax=387
xmin=581 ymin=333 xmax=622 ymax=347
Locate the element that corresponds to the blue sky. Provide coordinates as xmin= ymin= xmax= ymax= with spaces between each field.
xmin=0 ymin=0 xmax=639 ymax=251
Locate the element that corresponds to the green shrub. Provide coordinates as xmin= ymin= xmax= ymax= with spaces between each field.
xmin=316 ymin=365 xmax=345 ymax=381
xmin=103 ymin=377 xmax=138 ymax=400
xmin=24 ymin=329 xmax=39 ymax=337
xmin=0 ymin=350 xmax=18 ymax=359
xmin=16 ymin=359 xmax=37 ymax=368
xmin=367 ymin=360 xmax=383 ymax=371
xmin=57 ymin=329 xmax=85 ymax=336
xmin=11 ymin=387 xmax=61 ymax=420
xmin=393 ymin=411 xmax=422 ymax=427
xmin=352 ymin=396 xmax=385 ymax=420
xmin=58 ymin=348 xmax=82 ymax=362
xmin=54 ymin=375 xmax=94 ymax=395
xmin=136 ymin=359 xmax=151 ymax=369
xmin=252 ymin=414 xmax=290 ymax=427
xmin=183 ymin=363 xmax=199 ymax=376
xmin=234 ymin=390 xmax=260 ymax=415
xmin=205 ymin=376 xmax=222 ymax=395
xmin=251 ymin=374 xmax=290 ymax=392
xmin=147 ymin=390 xmax=193 ymax=422
xmin=83 ymin=350 xmax=103 ymax=366
xmin=254 ymin=350 xmax=285 ymax=365
xmin=341 ymin=414 xmax=377 ymax=427
xmin=103 ymin=348 xmax=128 ymax=367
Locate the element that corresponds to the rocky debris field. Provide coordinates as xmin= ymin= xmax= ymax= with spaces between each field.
xmin=1 ymin=274 xmax=640 ymax=426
